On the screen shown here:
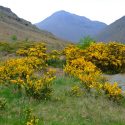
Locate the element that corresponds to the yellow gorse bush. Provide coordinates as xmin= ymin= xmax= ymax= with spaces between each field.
xmin=64 ymin=44 xmax=84 ymax=63
xmin=25 ymin=68 xmax=56 ymax=99
xmin=64 ymin=57 xmax=102 ymax=90
xmin=69 ymin=85 xmax=83 ymax=96
xmin=48 ymin=50 xmax=61 ymax=60
xmin=0 ymin=57 xmax=44 ymax=84
xmin=16 ymin=43 xmax=47 ymax=60
xmin=0 ymin=43 xmax=56 ymax=99
xmin=64 ymin=57 xmax=100 ymax=77
xmin=103 ymin=82 xmax=123 ymax=101
xmin=84 ymin=42 xmax=125 ymax=73
xmin=64 ymin=44 xmax=124 ymax=101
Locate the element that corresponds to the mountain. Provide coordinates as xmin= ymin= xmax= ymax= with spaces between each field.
xmin=0 ymin=6 xmax=69 ymax=49
xmin=36 ymin=10 xmax=107 ymax=42
xmin=95 ymin=16 xmax=125 ymax=42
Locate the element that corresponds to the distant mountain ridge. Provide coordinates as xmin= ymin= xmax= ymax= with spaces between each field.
xmin=0 ymin=6 xmax=52 ymax=38
xmin=36 ymin=10 xmax=107 ymax=42
xmin=95 ymin=16 xmax=125 ymax=42
xmin=0 ymin=6 xmax=69 ymax=49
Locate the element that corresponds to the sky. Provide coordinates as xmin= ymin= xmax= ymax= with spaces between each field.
xmin=0 ymin=0 xmax=125 ymax=25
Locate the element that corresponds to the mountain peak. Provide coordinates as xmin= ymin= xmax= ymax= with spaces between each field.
xmin=51 ymin=10 xmax=89 ymax=20
xmin=51 ymin=10 xmax=73 ymax=17
xmin=36 ymin=10 xmax=107 ymax=42
xmin=56 ymin=10 xmax=68 ymax=13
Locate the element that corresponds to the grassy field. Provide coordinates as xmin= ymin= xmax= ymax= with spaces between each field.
xmin=1 ymin=75 xmax=125 ymax=125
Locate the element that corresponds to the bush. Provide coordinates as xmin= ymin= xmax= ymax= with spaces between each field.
xmin=77 ymin=36 xmax=95 ymax=49
xmin=84 ymin=42 xmax=125 ymax=73
xmin=64 ymin=43 xmax=124 ymax=102
xmin=64 ymin=44 xmax=84 ymax=63
xmin=102 ymin=82 xmax=123 ymax=102
xmin=0 ymin=98 xmax=7 ymax=110
xmin=64 ymin=57 xmax=102 ymax=90
xmin=25 ymin=69 xmax=56 ymax=100
xmin=69 ymin=85 xmax=83 ymax=97
xmin=0 ymin=43 xmax=56 ymax=100
xmin=11 ymin=35 xmax=17 ymax=41
xmin=47 ymin=50 xmax=65 ymax=68
xmin=24 ymin=108 xmax=39 ymax=125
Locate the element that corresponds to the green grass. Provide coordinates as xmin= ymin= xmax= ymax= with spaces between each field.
xmin=47 ymin=60 xmax=66 ymax=68
xmin=1 ymin=75 xmax=125 ymax=125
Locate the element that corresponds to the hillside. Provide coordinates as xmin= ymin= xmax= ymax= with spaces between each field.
xmin=95 ymin=16 xmax=125 ymax=42
xmin=36 ymin=10 xmax=107 ymax=42
xmin=0 ymin=6 xmax=69 ymax=49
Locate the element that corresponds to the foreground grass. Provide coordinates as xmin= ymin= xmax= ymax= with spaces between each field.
xmin=1 ymin=76 xmax=125 ymax=125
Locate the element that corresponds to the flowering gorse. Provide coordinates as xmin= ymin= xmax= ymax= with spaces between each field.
xmin=84 ymin=42 xmax=125 ymax=73
xmin=0 ymin=43 xmax=56 ymax=99
xmin=103 ymin=82 xmax=123 ymax=101
xmin=64 ymin=43 xmax=124 ymax=101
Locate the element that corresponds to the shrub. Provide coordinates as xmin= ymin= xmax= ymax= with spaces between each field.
xmin=25 ymin=69 xmax=56 ymax=100
xmin=64 ymin=44 xmax=84 ymax=63
xmin=24 ymin=108 xmax=39 ymax=125
xmin=77 ymin=36 xmax=95 ymax=49
xmin=64 ymin=43 xmax=124 ymax=102
xmin=11 ymin=35 xmax=17 ymax=41
xmin=0 ymin=57 xmax=43 ymax=85
xmin=64 ymin=57 xmax=102 ymax=90
xmin=16 ymin=43 xmax=47 ymax=60
xmin=69 ymin=85 xmax=83 ymax=97
xmin=102 ymin=82 xmax=123 ymax=102
xmin=84 ymin=42 xmax=125 ymax=73
xmin=47 ymin=50 xmax=65 ymax=68
xmin=0 ymin=98 xmax=7 ymax=110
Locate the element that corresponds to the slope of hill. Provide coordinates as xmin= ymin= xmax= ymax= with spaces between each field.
xmin=0 ymin=6 xmax=69 ymax=49
xmin=36 ymin=10 xmax=107 ymax=42
xmin=95 ymin=16 xmax=125 ymax=42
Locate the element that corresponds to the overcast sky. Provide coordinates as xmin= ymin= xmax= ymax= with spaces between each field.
xmin=0 ymin=0 xmax=125 ymax=24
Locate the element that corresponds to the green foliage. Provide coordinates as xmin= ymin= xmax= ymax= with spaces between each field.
xmin=11 ymin=35 xmax=17 ymax=41
xmin=0 ymin=41 xmax=35 ymax=54
xmin=0 ymin=97 xmax=7 ymax=110
xmin=0 ymin=42 xmax=13 ymax=53
xmin=77 ymin=36 xmax=96 ymax=49
xmin=69 ymin=85 xmax=83 ymax=97
xmin=47 ymin=59 xmax=66 ymax=68
xmin=24 ymin=107 xmax=39 ymax=125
